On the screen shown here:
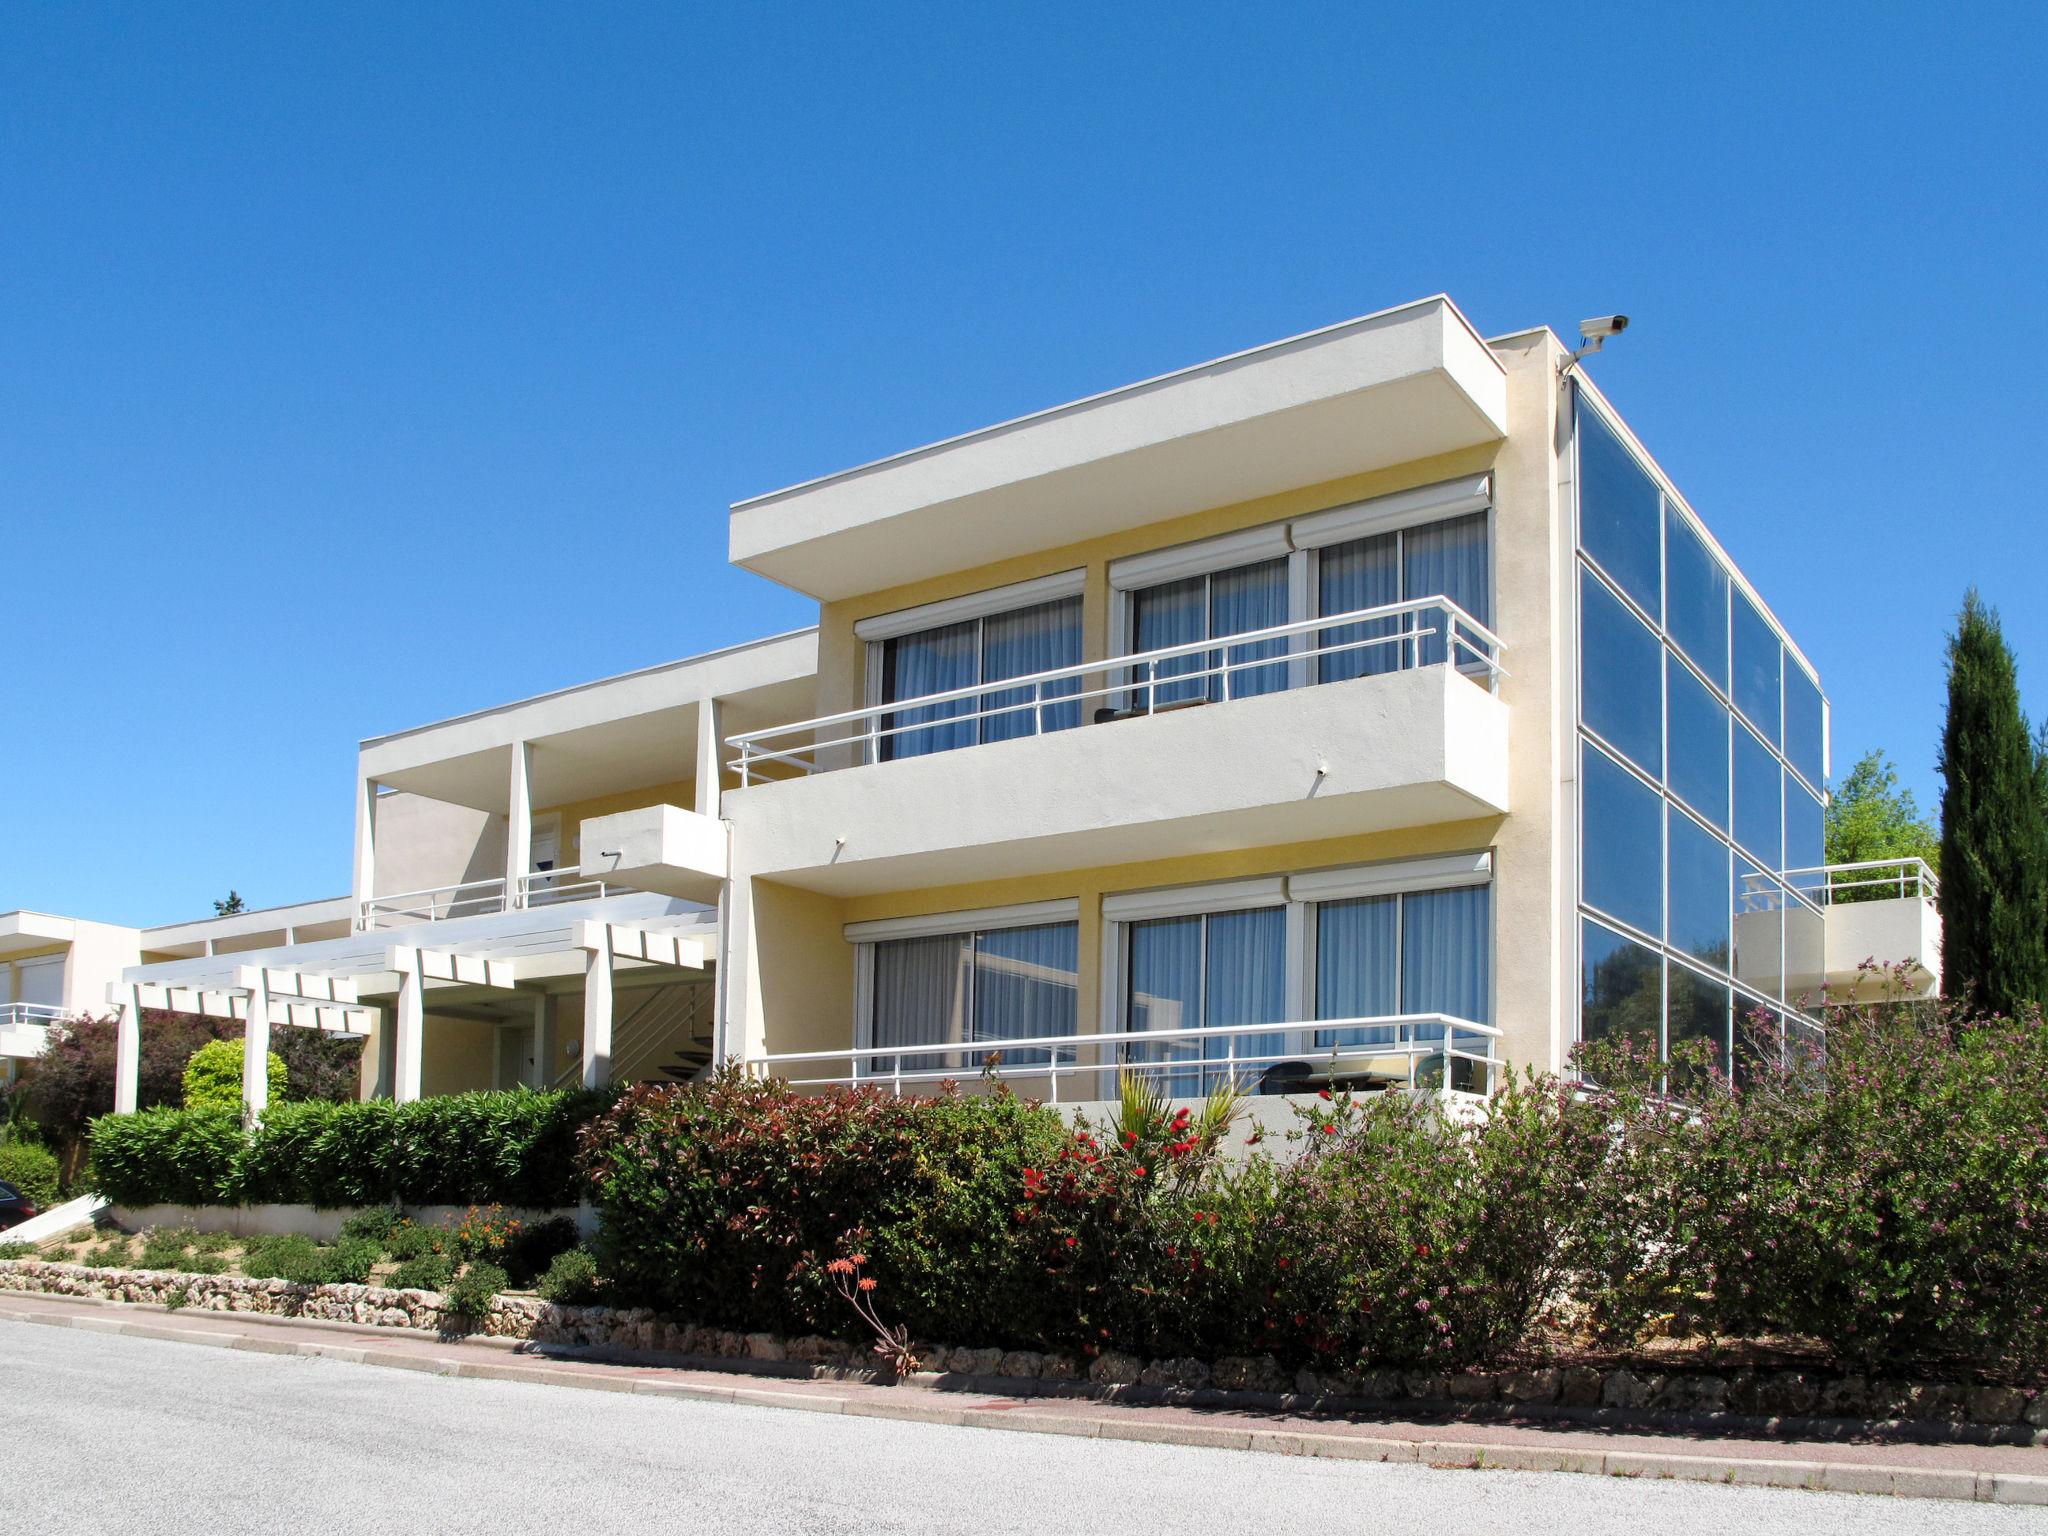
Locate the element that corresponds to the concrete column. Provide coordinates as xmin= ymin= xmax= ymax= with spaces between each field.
xmin=530 ymin=992 xmax=555 ymax=1089
xmin=581 ymin=925 xmax=613 ymax=1090
xmin=694 ymin=697 xmax=725 ymax=817
xmin=392 ymin=949 xmax=425 ymax=1103
xmin=114 ymin=983 xmax=143 ymax=1114
xmin=242 ymin=969 xmax=272 ymax=1121
xmin=372 ymin=1004 xmax=397 ymax=1100
xmin=352 ymin=776 xmax=379 ymax=929
xmin=506 ymin=741 xmax=533 ymax=908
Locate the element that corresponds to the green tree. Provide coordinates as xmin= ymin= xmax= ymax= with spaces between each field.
xmin=1825 ymin=749 xmax=1940 ymax=900
xmin=1936 ymin=590 xmax=2048 ymax=1013
xmin=213 ymin=890 xmax=246 ymax=916
xmin=181 ymin=1038 xmax=287 ymax=1113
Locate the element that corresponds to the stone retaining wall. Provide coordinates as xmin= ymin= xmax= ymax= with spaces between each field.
xmin=4 ymin=1259 xmax=2042 ymax=1440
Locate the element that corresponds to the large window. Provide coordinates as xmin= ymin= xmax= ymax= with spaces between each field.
xmin=1113 ymin=476 xmax=1494 ymax=708
xmin=876 ymin=595 xmax=1083 ymax=759
xmin=1111 ymin=856 xmax=1494 ymax=1093
xmin=1573 ymin=388 xmax=1826 ymax=1066
xmin=857 ymin=909 xmax=1079 ymax=1074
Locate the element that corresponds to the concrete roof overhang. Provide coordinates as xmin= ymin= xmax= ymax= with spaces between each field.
xmin=359 ymin=629 xmax=818 ymax=815
xmin=729 ymin=295 xmax=1510 ymax=602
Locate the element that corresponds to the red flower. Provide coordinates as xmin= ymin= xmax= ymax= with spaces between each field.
xmin=1132 ymin=1165 xmax=1149 ymax=1178
xmin=1318 ymin=1088 xmax=1332 ymax=1100
xmin=858 ymin=1277 xmax=877 ymax=1292
xmin=1321 ymin=1123 xmax=1337 ymax=1135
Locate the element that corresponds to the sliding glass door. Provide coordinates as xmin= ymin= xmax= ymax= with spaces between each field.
xmin=1129 ymin=558 xmax=1290 ymax=709
xmin=867 ymin=921 xmax=1079 ymax=1074
xmin=1124 ymin=906 xmax=1287 ymax=1093
xmin=878 ymin=596 xmax=1082 ymax=759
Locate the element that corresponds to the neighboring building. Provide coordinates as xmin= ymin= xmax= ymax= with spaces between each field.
xmin=11 ymin=295 xmax=1940 ymax=1114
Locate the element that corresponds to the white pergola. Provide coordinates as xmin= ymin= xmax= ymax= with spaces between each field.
xmin=112 ymin=915 xmax=709 ymax=1118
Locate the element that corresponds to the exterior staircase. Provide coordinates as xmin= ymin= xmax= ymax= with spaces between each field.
xmin=553 ymin=981 xmax=716 ymax=1090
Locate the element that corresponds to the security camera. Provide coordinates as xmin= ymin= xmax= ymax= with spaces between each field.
xmin=1580 ymin=315 xmax=1629 ymax=343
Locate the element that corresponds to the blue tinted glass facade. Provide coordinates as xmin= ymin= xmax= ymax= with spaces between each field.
xmin=1573 ymin=388 xmax=1825 ymax=1069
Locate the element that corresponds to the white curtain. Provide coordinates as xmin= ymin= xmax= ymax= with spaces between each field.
xmin=1314 ymin=895 xmax=1398 ymax=1046
xmin=981 ymin=598 xmax=1083 ymax=742
xmin=972 ymin=922 xmax=1079 ymax=1066
xmin=1317 ymin=533 xmax=1400 ymax=682
xmin=871 ymin=933 xmax=971 ymax=1073
xmin=881 ymin=620 xmax=977 ymax=759
xmin=1402 ymin=513 xmax=1491 ymax=668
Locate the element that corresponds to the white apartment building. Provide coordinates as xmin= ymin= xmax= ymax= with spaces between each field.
xmin=6 ymin=295 xmax=1941 ymax=1114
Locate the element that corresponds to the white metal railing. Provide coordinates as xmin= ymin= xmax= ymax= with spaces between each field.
xmin=725 ymin=595 xmax=1506 ymax=785
xmin=744 ymin=1013 xmax=1501 ymax=1102
xmin=519 ymin=870 xmax=611 ymax=908
xmin=0 ymin=1003 xmax=64 ymax=1030
xmin=1780 ymin=858 xmax=1939 ymax=906
xmin=358 ymin=877 xmax=509 ymax=929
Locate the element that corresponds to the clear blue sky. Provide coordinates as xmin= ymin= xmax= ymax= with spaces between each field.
xmin=6 ymin=3 xmax=2044 ymax=926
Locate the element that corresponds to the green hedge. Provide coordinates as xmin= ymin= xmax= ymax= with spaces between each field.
xmin=0 ymin=1140 xmax=64 ymax=1211
xmin=87 ymin=1090 xmax=609 ymax=1210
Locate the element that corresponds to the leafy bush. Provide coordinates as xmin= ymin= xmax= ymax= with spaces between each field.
xmin=182 ymin=1039 xmax=287 ymax=1113
xmin=385 ymin=1220 xmax=452 ymax=1261
xmin=444 ymin=1261 xmax=507 ymax=1320
xmin=86 ymin=1089 xmax=608 ymax=1209
xmin=0 ymin=1241 xmax=33 ymax=1260
xmin=508 ymin=1216 xmax=581 ymax=1287
xmin=316 ymin=1236 xmax=382 ymax=1285
xmin=239 ymin=1232 xmax=322 ymax=1282
xmin=537 ymin=1247 xmax=599 ymax=1305
xmin=88 ymin=1108 xmax=243 ymax=1206
xmin=391 ymin=1252 xmax=455 ymax=1292
xmin=583 ymin=1070 xmax=1067 ymax=1344
xmin=340 ymin=1206 xmax=404 ymax=1245
xmin=0 ymin=1141 xmax=61 ymax=1211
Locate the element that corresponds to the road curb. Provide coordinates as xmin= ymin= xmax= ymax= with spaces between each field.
xmin=3 ymin=1299 xmax=2042 ymax=1505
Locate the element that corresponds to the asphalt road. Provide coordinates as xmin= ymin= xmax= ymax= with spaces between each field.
xmin=1 ymin=1320 xmax=2036 ymax=1535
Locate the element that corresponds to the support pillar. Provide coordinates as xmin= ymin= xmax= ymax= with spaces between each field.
xmin=114 ymin=983 xmax=143 ymax=1114
xmin=353 ymin=775 xmax=379 ymax=930
xmin=241 ymin=968 xmax=272 ymax=1121
xmin=391 ymin=948 xmax=425 ymax=1103
xmin=694 ymin=697 xmax=725 ymax=817
xmin=507 ymin=741 xmax=533 ymax=908
xmin=530 ymin=991 xmax=555 ymax=1090
xmin=580 ymin=924 xmax=613 ymax=1090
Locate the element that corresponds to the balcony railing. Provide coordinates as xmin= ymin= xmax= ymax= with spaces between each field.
xmin=1781 ymin=858 xmax=1939 ymax=907
xmin=725 ymin=595 xmax=1506 ymax=786
xmin=744 ymin=1013 xmax=1501 ymax=1102
xmin=0 ymin=1003 xmax=64 ymax=1030
xmin=356 ymin=872 xmax=615 ymax=930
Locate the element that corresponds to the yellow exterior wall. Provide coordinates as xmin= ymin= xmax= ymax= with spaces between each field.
xmin=811 ymin=443 xmax=1503 ymax=721
xmin=751 ymin=816 xmax=1505 ymax=1064
xmin=535 ymin=777 xmax=696 ymax=868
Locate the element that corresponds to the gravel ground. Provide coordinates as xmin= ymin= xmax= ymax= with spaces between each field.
xmin=2 ymin=1320 xmax=2038 ymax=1536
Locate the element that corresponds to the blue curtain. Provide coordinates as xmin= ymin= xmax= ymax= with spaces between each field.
xmin=871 ymin=933 xmax=971 ymax=1075
xmin=1317 ymin=533 xmax=1400 ymax=682
xmin=1204 ymin=907 xmax=1287 ymax=1090
xmin=1126 ymin=916 xmax=1204 ymax=1093
xmin=1402 ymin=514 xmax=1491 ymax=668
xmin=881 ymin=620 xmax=977 ymax=760
xmin=1210 ymin=558 xmax=1290 ymax=700
xmin=1402 ymin=884 xmax=1492 ymax=1085
xmin=972 ymin=922 xmax=1079 ymax=1067
xmin=1132 ymin=576 xmax=1208 ymax=708
xmin=1314 ymin=895 xmax=1398 ymax=1046
xmin=981 ymin=598 xmax=1083 ymax=742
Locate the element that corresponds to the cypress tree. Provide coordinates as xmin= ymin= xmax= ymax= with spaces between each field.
xmin=1936 ymin=590 xmax=2048 ymax=1013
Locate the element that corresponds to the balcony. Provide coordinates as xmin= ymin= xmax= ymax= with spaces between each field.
xmin=358 ymin=870 xmax=619 ymax=930
xmin=748 ymin=1012 xmax=1501 ymax=1103
xmin=577 ymin=804 xmax=728 ymax=905
xmin=1793 ymin=859 xmax=1944 ymax=1000
xmin=0 ymin=1003 xmax=62 ymax=1060
xmin=723 ymin=597 xmax=1509 ymax=895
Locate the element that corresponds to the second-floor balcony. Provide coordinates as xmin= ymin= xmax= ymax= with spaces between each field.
xmin=723 ymin=596 xmax=1511 ymax=894
xmin=0 ymin=1002 xmax=62 ymax=1060
xmin=359 ymin=869 xmax=622 ymax=930
xmin=1793 ymin=858 xmax=1943 ymax=999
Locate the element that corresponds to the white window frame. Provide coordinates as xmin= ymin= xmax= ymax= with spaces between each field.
xmin=1106 ymin=475 xmax=1496 ymax=694
xmin=1099 ymin=854 xmax=1497 ymax=1067
xmin=858 ymin=571 xmax=1087 ymax=763
xmin=849 ymin=899 xmax=1082 ymax=1059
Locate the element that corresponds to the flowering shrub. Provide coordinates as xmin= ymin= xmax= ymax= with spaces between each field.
xmin=1578 ymin=988 xmax=2048 ymax=1376
xmin=580 ymin=1068 xmax=1067 ymax=1344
